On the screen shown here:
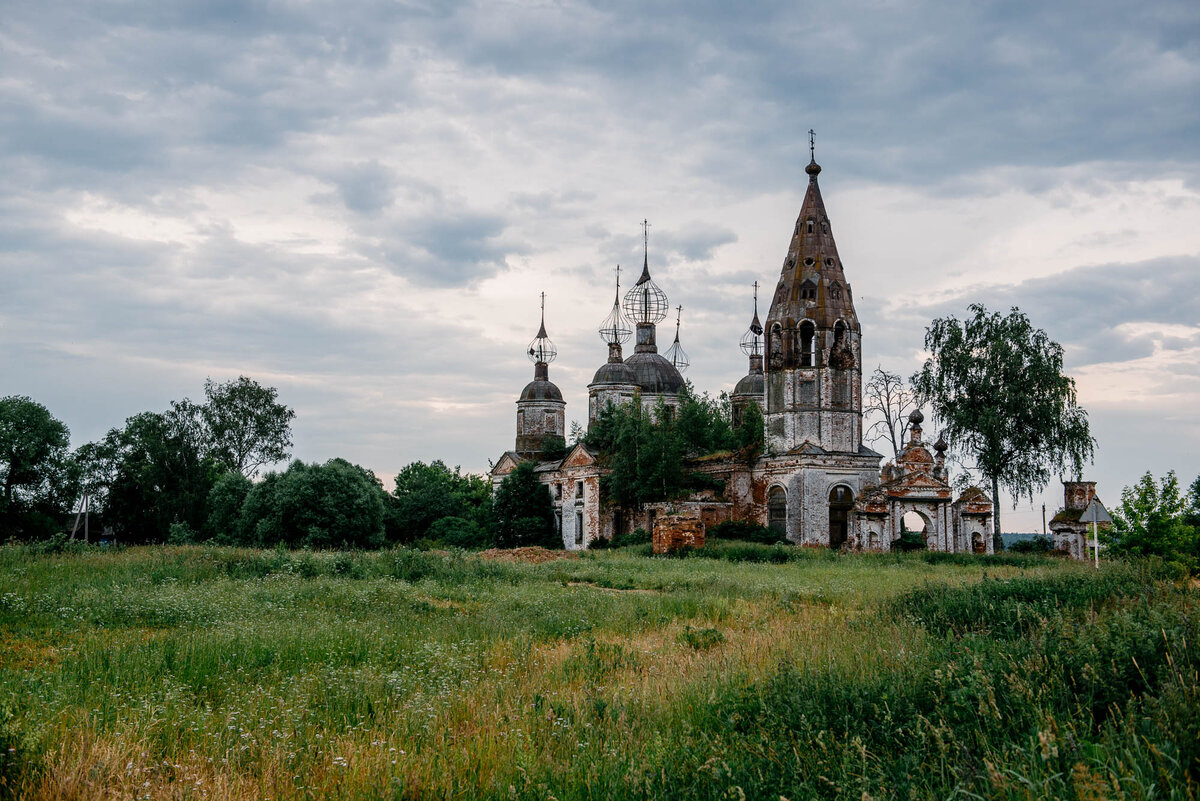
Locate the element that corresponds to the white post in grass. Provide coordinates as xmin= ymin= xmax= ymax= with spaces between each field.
xmin=1081 ymin=498 xmax=1112 ymax=569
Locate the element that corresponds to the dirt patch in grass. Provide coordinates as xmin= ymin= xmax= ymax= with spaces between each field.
xmin=566 ymin=581 xmax=660 ymax=595
xmin=479 ymin=547 xmax=579 ymax=564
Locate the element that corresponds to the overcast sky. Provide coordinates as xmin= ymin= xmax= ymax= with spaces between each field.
xmin=3 ymin=0 xmax=1198 ymax=532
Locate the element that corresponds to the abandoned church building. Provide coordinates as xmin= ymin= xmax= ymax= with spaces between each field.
xmin=491 ymin=151 xmax=996 ymax=553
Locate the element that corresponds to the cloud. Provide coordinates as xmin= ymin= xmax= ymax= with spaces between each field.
xmin=1 ymin=0 xmax=1197 ymax=529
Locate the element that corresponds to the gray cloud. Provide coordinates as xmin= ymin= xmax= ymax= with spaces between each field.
xmin=1 ymin=0 xmax=1197 ymax=522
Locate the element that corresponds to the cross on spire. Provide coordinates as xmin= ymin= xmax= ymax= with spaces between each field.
xmin=808 ymin=129 xmax=815 ymax=161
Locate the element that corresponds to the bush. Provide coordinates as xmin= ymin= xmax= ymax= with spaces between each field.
xmin=239 ymin=459 xmax=386 ymax=549
xmin=892 ymin=529 xmax=926 ymax=551
xmin=708 ymin=520 xmax=780 ymax=544
xmin=1008 ymin=535 xmax=1052 ymax=553
xmin=492 ymin=463 xmax=558 ymax=549
xmin=167 ymin=521 xmax=197 ymax=544
xmin=426 ymin=516 xmax=491 ymax=549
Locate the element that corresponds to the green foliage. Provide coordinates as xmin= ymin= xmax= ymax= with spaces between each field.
xmin=0 ymin=396 xmax=76 ymax=538
xmin=167 ymin=521 xmax=197 ymax=545
xmin=540 ymin=434 xmax=568 ymax=460
xmin=1009 ymin=535 xmax=1053 ymax=553
xmin=732 ymin=399 xmax=764 ymax=457
xmin=492 ymin=461 xmax=558 ymax=549
xmin=0 ymin=701 xmax=43 ymax=799
xmin=708 ymin=520 xmax=779 ymax=544
xmin=77 ymin=406 xmax=220 ymax=543
xmin=657 ymin=576 xmax=1199 ymax=801
xmin=912 ymin=304 xmax=1095 ymax=534
xmin=199 ymin=376 xmax=295 ymax=477
xmin=426 ymin=516 xmax=490 ymax=549
xmin=674 ymin=384 xmax=735 ymax=455
xmin=74 ymin=377 xmax=293 ymax=543
xmin=388 ymin=460 xmax=492 ymax=544
xmin=239 ymin=459 xmax=386 ymax=549
xmin=587 ymin=385 xmax=743 ymax=510
xmin=892 ymin=528 xmax=927 ymax=551
xmin=0 ymin=545 xmax=1194 ymax=799
xmin=1108 ymin=470 xmax=1200 ymax=573
xmin=205 ymin=471 xmax=253 ymax=543
xmin=678 ymin=625 xmax=725 ymax=650
xmin=890 ymin=565 xmax=1159 ymax=638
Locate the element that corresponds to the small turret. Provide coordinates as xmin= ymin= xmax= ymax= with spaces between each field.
xmin=620 ymin=221 xmax=684 ymax=400
xmin=732 ymin=283 xmax=766 ymax=427
xmin=589 ymin=267 xmax=639 ymax=426
xmin=515 ymin=293 xmax=566 ymax=458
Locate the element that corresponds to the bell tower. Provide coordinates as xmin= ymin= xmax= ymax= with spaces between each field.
xmin=763 ymin=135 xmax=863 ymax=455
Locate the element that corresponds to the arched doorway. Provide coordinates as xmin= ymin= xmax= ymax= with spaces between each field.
xmin=768 ymin=486 xmax=787 ymax=538
xmin=829 ymin=485 xmax=854 ymax=549
xmin=899 ymin=510 xmax=931 ymax=550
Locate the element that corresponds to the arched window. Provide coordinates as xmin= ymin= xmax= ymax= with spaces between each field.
xmin=799 ymin=281 xmax=817 ymax=302
xmin=806 ymin=219 xmax=814 ymax=234
xmin=829 ymin=485 xmax=854 ymax=549
xmin=799 ymin=321 xmax=816 ymax=367
xmin=768 ymin=322 xmax=784 ymax=369
xmin=768 ymin=486 xmax=787 ymax=537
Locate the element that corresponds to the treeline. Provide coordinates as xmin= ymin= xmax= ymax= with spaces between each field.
xmin=0 ymin=381 xmax=555 ymax=550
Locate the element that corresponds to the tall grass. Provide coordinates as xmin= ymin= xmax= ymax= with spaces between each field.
xmin=0 ymin=544 xmax=1192 ymax=800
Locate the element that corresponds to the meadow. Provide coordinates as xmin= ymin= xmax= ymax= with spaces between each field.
xmin=0 ymin=544 xmax=1195 ymax=800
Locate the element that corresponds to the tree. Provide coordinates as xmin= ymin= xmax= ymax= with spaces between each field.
xmin=912 ymin=304 xmax=1095 ymax=535
xmin=80 ymin=406 xmax=219 ymax=542
xmin=388 ymin=460 xmax=492 ymax=543
xmin=864 ymin=367 xmax=918 ymax=459
xmin=733 ymin=400 xmax=764 ymax=458
xmin=201 ymin=376 xmax=295 ymax=477
xmin=0 ymin=396 xmax=76 ymax=537
xmin=1107 ymin=471 xmax=1198 ymax=572
xmin=240 ymin=459 xmax=386 ymax=549
xmin=492 ymin=461 xmax=557 ymax=549
xmin=205 ymin=471 xmax=253 ymax=543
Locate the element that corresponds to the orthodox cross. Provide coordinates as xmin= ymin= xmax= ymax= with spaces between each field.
xmin=752 ymin=280 xmax=759 ymax=314
xmin=641 ymin=219 xmax=651 ymax=254
xmin=808 ymin=129 xmax=815 ymax=160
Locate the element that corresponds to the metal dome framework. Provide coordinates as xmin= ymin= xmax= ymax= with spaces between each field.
xmin=665 ymin=305 xmax=690 ymax=373
xmin=621 ymin=220 xmax=670 ymax=325
xmin=598 ymin=265 xmax=633 ymax=345
xmin=527 ymin=292 xmax=557 ymax=364
xmin=739 ymin=281 xmax=764 ymax=356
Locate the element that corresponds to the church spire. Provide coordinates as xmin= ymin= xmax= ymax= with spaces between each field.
xmin=765 ymin=134 xmax=857 ymax=337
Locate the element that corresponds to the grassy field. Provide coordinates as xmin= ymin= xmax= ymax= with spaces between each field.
xmin=0 ymin=544 xmax=1196 ymax=800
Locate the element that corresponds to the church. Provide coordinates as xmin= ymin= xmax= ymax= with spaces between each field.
xmin=491 ymin=149 xmax=994 ymax=553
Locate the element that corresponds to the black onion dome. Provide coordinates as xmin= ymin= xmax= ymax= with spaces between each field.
xmin=520 ymin=379 xmax=563 ymax=402
xmin=592 ymin=361 xmax=638 ymax=385
xmin=733 ymin=371 xmax=765 ymax=398
xmin=624 ymin=352 xmax=685 ymax=394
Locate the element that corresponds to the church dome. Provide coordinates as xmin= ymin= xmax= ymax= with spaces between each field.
xmin=733 ymin=371 xmax=764 ymax=398
xmin=519 ymin=379 xmax=563 ymax=402
xmin=591 ymin=360 xmax=638 ymax=386
xmin=624 ymin=352 xmax=685 ymax=394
